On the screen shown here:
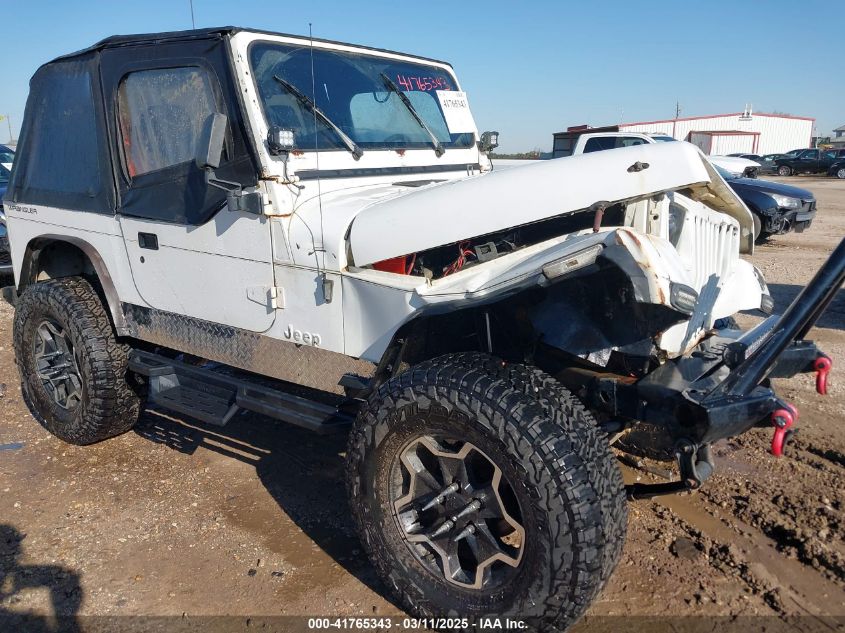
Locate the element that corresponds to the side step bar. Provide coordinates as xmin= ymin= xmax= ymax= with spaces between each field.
xmin=128 ymin=350 xmax=354 ymax=434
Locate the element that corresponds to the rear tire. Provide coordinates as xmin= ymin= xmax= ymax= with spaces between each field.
xmin=777 ymin=165 xmax=792 ymax=176
xmin=13 ymin=277 xmax=143 ymax=445
xmin=347 ymin=355 xmax=626 ymax=631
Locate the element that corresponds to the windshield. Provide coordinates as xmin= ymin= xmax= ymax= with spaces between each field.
xmin=0 ymin=148 xmax=13 ymax=164
xmin=249 ymin=42 xmax=475 ymax=152
xmin=650 ymin=135 xmax=676 ymax=143
xmin=0 ymin=164 xmax=9 ymax=185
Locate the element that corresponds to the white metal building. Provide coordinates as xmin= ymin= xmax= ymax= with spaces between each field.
xmin=555 ymin=109 xmax=814 ymax=156
xmin=619 ymin=109 xmax=813 ymax=155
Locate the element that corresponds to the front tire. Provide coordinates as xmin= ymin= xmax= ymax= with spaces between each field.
xmin=420 ymin=352 xmax=627 ymax=591
xmin=777 ymin=165 xmax=792 ymax=176
xmin=347 ymin=356 xmax=626 ymax=631
xmin=836 ymin=167 xmax=845 ymax=180
xmin=752 ymin=212 xmax=763 ymax=242
xmin=13 ymin=277 xmax=143 ymax=445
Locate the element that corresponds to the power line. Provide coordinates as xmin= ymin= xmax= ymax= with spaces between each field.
xmin=189 ymin=0 xmax=196 ymax=29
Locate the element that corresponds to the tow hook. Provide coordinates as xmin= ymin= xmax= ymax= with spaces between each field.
xmin=814 ymin=355 xmax=832 ymax=395
xmin=770 ymin=403 xmax=797 ymax=457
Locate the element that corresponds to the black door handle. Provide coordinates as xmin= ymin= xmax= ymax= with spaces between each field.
xmin=138 ymin=233 xmax=158 ymax=250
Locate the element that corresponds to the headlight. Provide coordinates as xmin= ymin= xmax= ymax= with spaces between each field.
xmin=771 ymin=194 xmax=800 ymax=209
xmin=669 ymin=282 xmax=699 ymax=314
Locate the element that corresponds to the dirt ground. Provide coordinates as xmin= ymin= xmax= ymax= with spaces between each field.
xmin=1 ymin=176 xmax=844 ymax=632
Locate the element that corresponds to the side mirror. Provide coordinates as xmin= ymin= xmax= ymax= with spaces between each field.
xmin=197 ymin=113 xmax=263 ymax=216
xmin=196 ymin=112 xmax=228 ymax=170
xmin=479 ymin=130 xmax=499 ymax=154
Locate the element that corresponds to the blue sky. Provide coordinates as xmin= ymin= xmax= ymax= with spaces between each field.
xmin=2 ymin=1 xmax=842 ymax=153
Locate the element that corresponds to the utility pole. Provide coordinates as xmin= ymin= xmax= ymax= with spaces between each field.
xmin=670 ymin=102 xmax=681 ymax=140
xmin=0 ymin=114 xmax=13 ymax=144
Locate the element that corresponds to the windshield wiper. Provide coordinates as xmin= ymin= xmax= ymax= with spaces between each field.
xmin=379 ymin=73 xmax=445 ymax=157
xmin=272 ymin=75 xmax=363 ymax=160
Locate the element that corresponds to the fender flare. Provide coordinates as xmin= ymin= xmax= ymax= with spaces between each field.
xmin=19 ymin=234 xmax=129 ymax=334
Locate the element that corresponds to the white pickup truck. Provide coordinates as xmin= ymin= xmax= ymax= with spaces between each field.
xmin=554 ymin=131 xmax=761 ymax=177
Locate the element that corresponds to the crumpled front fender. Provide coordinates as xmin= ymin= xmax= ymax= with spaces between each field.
xmin=599 ymin=228 xmax=694 ymax=308
xmin=713 ymin=260 xmax=772 ymax=319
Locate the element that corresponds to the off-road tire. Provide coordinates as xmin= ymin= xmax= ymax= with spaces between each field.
xmin=14 ymin=277 xmax=143 ymax=444
xmin=419 ymin=352 xmax=627 ymax=591
xmin=347 ymin=355 xmax=627 ymax=631
xmin=752 ymin=212 xmax=763 ymax=242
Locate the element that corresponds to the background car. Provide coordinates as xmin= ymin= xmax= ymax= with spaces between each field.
xmin=727 ymin=153 xmax=790 ymax=174
xmin=714 ymin=164 xmax=816 ymax=242
xmin=0 ymin=163 xmax=11 ymax=276
xmin=0 ymin=144 xmax=14 ymax=171
xmin=775 ymin=148 xmax=845 ymax=176
xmin=727 ymin=153 xmax=781 ymax=174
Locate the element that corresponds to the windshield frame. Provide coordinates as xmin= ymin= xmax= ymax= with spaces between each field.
xmin=246 ymin=39 xmax=476 ymax=155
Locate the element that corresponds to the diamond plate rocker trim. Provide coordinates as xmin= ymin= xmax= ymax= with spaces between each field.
xmin=122 ymin=304 xmax=374 ymax=395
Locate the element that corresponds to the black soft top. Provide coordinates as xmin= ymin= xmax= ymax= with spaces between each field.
xmin=8 ymin=27 xmax=259 ymax=222
xmin=50 ymin=26 xmax=451 ymax=67
xmin=8 ymin=27 xmax=451 ymax=223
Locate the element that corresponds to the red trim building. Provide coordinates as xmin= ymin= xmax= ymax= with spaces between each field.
xmin=555 ymin=110 xmax=815 ymax=156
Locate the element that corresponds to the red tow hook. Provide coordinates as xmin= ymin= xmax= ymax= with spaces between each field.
xmin=814 ymin=355 xmax=832 ymax=395
xmin=770 ymin=403 xmax=797 ymax=457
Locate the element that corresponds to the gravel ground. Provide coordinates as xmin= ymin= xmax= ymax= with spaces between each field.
xmin=0 ymin=176 xmax=843 ymax=632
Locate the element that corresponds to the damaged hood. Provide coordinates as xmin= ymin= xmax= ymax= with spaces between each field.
xmin=348 ymin=141 xmax=753 ymax=266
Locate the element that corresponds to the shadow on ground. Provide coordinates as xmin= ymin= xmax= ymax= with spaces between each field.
xmin=765 ymin=284 xmax=845 ymax=331
xmin=0 ymin=523 xmax=82 ymax=632
xmin=134 ymin=407 xmax=395 ymax=608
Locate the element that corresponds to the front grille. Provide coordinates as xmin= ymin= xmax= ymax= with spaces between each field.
xmin=0 ymin=249 xmax=11 ymax=267
xmin=688 ymin=213 xmax=740 ymax=290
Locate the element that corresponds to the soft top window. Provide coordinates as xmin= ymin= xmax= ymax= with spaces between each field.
xmin=7 ymin=56 xmax=113 ymax=213
xmin=118 ymin=67 xmax=220 ymax=177
xmin=99 ymin=36 xmax=259 ymax=226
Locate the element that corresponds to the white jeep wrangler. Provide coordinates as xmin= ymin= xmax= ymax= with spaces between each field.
xmin=2 ymin=27 xmax=840 ymax=632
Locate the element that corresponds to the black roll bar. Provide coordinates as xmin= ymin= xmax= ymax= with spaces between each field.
xmin=706 ymin=237 xmax=845 ymax=400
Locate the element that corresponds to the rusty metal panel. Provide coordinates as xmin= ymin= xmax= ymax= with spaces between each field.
xmin=123 ymin=304 xmax=374 ymax=395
